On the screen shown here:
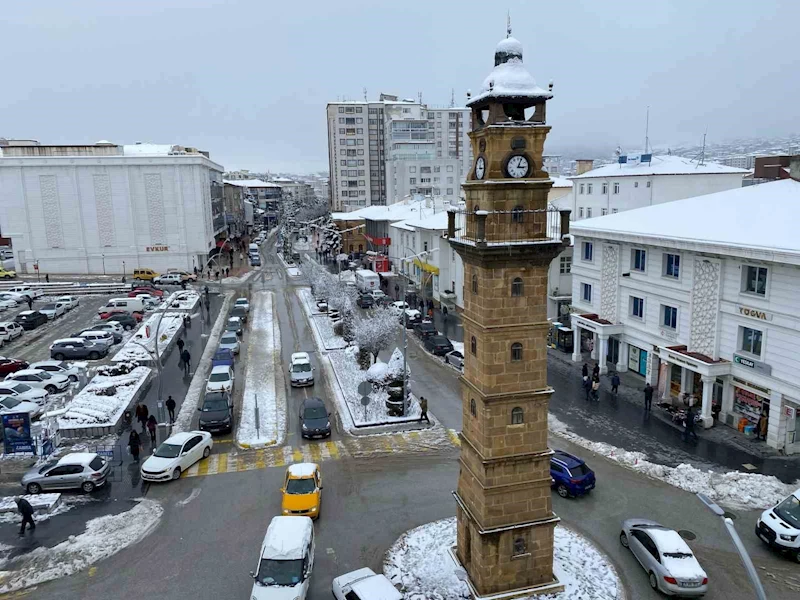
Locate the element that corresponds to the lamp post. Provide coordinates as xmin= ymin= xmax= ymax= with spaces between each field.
xmin=131 ymin=308 xmax=168 ymax=426
xmin=122 ymin=260 xmax=126 ymax=280
xmin=101 ymin=254 xmax=106 ymax=276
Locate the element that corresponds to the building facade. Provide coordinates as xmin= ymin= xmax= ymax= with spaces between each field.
xmin=0 ymin=142 xmax=224 ymax=274
xmin=570 ymin=176 xmax=800 ymax=454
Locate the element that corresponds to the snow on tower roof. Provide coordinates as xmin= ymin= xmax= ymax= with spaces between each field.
xmin=569 ymin=155 xmax=749 ymax=179
xmin=496 ymin=36 xmax=523 ymax=56
xmin=469 ymin=58 xmax=552 ymax=105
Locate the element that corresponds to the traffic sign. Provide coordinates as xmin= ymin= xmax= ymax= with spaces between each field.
xmin=360 ymin=396 xmax=370 ymax=406
xmin=357 ymin=381 xmax=372 ymax=396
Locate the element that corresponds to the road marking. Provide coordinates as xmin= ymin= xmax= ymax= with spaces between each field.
xmin=292 ymin=448 xmax=304 ymax=463
xmin=408 ymin=431 xmax=421 ymax=441
xmin=325 ymin=441 xmax=339 ymax=459
xmin=88 ymin=567 xmax=98 ymax=578
xmin=255 ymin=449 xmax=267 ymax=470
xmin=309 ymin=443 xmax=322 ymax=463
xmin=217 ymin=452 xmax=228 ymax=473
xmin=196 ymin=456 xmax=213 ymax=477
xmin=447 ymin=429 xmax=461 ymax=447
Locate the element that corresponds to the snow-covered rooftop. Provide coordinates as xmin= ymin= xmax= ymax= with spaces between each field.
xmin=122 ymin=144 xmax=176 ymax=155
xmin=261 ymin=516 xmax=314 ymax=560
xmin=271 ymin=176 xmax=295 ymax=183
xmin=357 ymin=199 xmax=433 ymax=222
xmin=571 ymin=179 xmax=800 ymax=256
xmin=402 ymin=211 xmax=449 ymax=231
xmin=223 ymin=179 xmax=281 ymax=188
xmin=569 ymin=155 xmax=749 ymax=180
xmin=495 ymin=36 xmax=523 ymax=57
xmin=288 ymin=463 xmax=317 ymax=478
xmin=550 ymin=176 xmax=573 ymax=188
xmin=331 ymin=212 xmax=365 ymax=221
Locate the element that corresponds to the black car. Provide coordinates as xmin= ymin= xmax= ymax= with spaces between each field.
xmin=356 ymin=294 xmax=374 ymax=308
xmin=14 ymin=311 xmax=48 ymax=330
xmin=198 ymin=391 xmax=233 ymax=433
xmin=230 ymin=306 xmax=248 ymax=324
xmin=300 ymin=396 xmax=331 ymax=439
xmin=424 ymin=335 xmax=454 ymax=356
xmin=105 ymin=313 xmax=138 ymax=331
xmin=413 ymin=321 xmax=438 ymax=340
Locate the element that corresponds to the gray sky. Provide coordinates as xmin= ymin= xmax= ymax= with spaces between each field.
xmin=3 ymin=0 xmax=797 ymax=173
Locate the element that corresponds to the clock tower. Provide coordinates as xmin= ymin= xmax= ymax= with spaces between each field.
xmin=448 ymin=28 xmax=569 ymax=598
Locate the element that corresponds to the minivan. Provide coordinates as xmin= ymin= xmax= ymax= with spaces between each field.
xmin=97 ymin=297 xmax=145 ymax=316
xmin=248 ymin=243 xmax=259 ymax=255
xmin=250 ymin=516 xmax=314 ymax=600
xmin=756 ymin=486 xmax=800 ymax=560
xmin=133 ymin=268 xmax=158 ymax=281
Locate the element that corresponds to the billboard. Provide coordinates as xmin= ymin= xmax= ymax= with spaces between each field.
xmin=3 ymin=412 xmax=34 ymax=454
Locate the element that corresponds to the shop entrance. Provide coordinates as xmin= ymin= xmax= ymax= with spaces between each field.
xmin=606 ymin=337 xmax=620 ymax=367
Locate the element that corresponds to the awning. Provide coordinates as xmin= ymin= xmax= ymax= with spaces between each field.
xmin=412 ymin=258 xmax=440 ymax=275
xmin=215 ymin=239 xmax=230 ymax=248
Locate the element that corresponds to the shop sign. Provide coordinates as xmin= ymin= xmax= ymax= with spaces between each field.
xmin=784 ymin=405 xmax=797 ymax=420
xmin=146 ymin=245 xmax=169 ymax=252
xmin=659 ymin=328 xmax=678 ymax=341
xmin=737 ymin=305 xmax=772 ymax=321
xmin=364 ymin=234 xmax=391 ymax=246
xmin=628 ymin=346 xmax=640 ymax=372
xmin=733 ymin=353 xmax=772 ymax=376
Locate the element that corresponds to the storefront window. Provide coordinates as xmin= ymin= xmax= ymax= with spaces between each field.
xmin=733 ymin=386 xmax=767 ymax=424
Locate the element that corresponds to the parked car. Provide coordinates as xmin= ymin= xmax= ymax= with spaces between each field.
xmin=281 ymin=462 xmax=322 ymax=519
xmin=413 ymin=321 xmax=438 ymax=340
xmin=5 ymin=369 xmax=70 ymax=394
xmin=133 ymin=268 xmax=159 ymax=281
xmin=153 ymin=273 xmax=183 ymax=285
xmin=99 ymin=310 xmax=143 ymax=322
xmin=0 ymin=322 xmax=24 ymax=345
xmin=21 ymin=452 xmax=111 ymax=494
xmin=14 ymin=311 xmax=48 ymax=330
xmin=0 ymin=357 xmax=29 ymax=375
xmin=168 ymin=269 xmax=197 ymax=282
xmin=0 ymin=382 xmax=48 ymax=406
xmin=56 ymin=296 xmax=80 ymax=310
xmin=206 ymin=365 xmax=234 ymax=393
xmin=0 ymin=396 xmax=42 ymax=419
xmin=332 ymin=568 xmax=402 ymax=600
xmin=619 ymin=519 xmax=708 ymax=596
xmin=198 ymin=391 xmax=233 ymax=434
xmin=389 ymin=301 xmax=409 ymax=314
xmin=230 ymin=306 xmax=248 ymax=324
xmin=356 ymin=294 xmax=374 ymax=309
xmin=250 ymin=255 xmax=262 ymax=267
xmin=445 ymin=350 xmax=464 ymax=370
xmin=0 ymin=299 xmax=18 ymax=311
xmin=134 ymin=294 xmax=161 ymax=309
xmin=218 ymin=332 xmax=240 ymax=355
xmin=211 ymin=348 xmax=235 ymax=368
xmin=86 ymin=321 xmax=124 ymax=342
xmin=98 ymin=297 xmax=145 ymax=315
xmin=140 ymin=431 xmax=212 ymax=482
xmin=0 ymin=268 xmax=16 ymax=279
xmin=755 ymin=486 xmax=800 ymax=561
xmin=225 ymin=316 xmax=243 ymax=337
xmin=550 ymin=450 xmax=596 ymax=498
xmin=104 ymin=313 xmax=139 ymax=330
xmin=234 ymin=297 xmax=250 ymax=313
xmin=423 ymin=335 xmax=454 ymax=356
xmin=8 ymin=286 xmax=43 ymax=300
xmin=50 ymin=338 xmax=109 ymax=361
xmin=128 ymin=286 xmax=164 ymax=298
xmin=401 ymin=309 xmax=422 ymax=327
xmin=299 ymin=396 xmax=330 ymax=439
xmin=30 ymin=360 xmax=84 ymax=383
xmin=77 ymin=330 xmax=115 ymax=348
xmin=0 ymin=293 xmax=23 ymax=305
xmin=369 ymin=290 xmax=387 ymax=302
xmin=290 ymin=352 xmax=314 ymax=387
xmin=39 ymin=302 xmax=68 ymax=320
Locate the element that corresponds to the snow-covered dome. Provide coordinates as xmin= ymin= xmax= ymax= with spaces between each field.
xmin=95 ymin=139 xmax=113 ymax=145
xmin=494 ymin=36 xmax=522 ymax=66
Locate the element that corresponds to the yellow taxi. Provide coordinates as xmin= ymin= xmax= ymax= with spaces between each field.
xmin=0 ymin=268 xmax=16 ymax=279
xmin=281 ymin=462 xmax=322 ymax=520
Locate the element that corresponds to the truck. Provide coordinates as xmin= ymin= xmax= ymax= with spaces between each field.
xmin=355 ymin=269 xmax=380 ymax=293
xmin=8 ymin=285 xmax=43 ymax=299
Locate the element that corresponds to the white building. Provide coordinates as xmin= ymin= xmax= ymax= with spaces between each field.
xmin=569 ymin=175 xmax=800 ymax=453
xmin=0 ymin=141 xmax=225 ymax=275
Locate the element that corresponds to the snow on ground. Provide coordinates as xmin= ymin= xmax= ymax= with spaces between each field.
xmin=221 ymin=269 xmax=259 ymax=285
xmin=112 ymin=312 xmax=183 ymax=362
xmin=287 ymin=267 xmax=301 ymax=277
xmin=0 ymin=494 xmax=61 ymax=516
xmin=0 ymin=498 xmax=163 ymax=594
xmin=0 ymin=495 xmax=98 ymax=524
xmin=384 ymin=517 xmax=621 ymax=600
xmin=549 ymin=414 xmax=796 ymax=510
xmin=297 ymin=287 xmax=347 ymax=350
xmin=237 ymin=291 xmax=285 ymax=448
xmin=157 ymin=290 xmax=199 ymax=311
xmin=57 ymin=366 xmax=151 ymax=429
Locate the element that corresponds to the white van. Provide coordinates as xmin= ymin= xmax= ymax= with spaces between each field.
xmin=248 ymin=243 xmax=259 ymax=255
xmin=97 ymin=297 xmax=145 ymax=315
xmin=756 ymin=486 xmax=800 ymax=559
xmin=355 ymin=269 xmax=380 ymax=293
xmin=250 ymin=516 xmax=314 ymax=600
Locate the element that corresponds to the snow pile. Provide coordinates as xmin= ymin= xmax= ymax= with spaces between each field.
xmin=57 ymin=366 xmax=151 ymax=428
xmin=237 ymin=291 xmax=284 ymax=448
xmin=0 ymin=494 xmax=61 ymax=515
xmin=473 ymin=57 xmax=551 ymax=103
xmin=0 ymin=498 xmax=163 ymax=593
xmin=157 ymin=290 xmax=199 ymax=311
xmin=221 ymin=269 xmax=259 ymax=285
xmin=287 ymin=267 xmax=301 ymax=278
xmin=549 ymin=414 xmax=796 ymax=510
xmin=451 ymin=341 xmax=464 ymax=355
xmin=112 ymin=312 xmax=183 ymax=362
xmin=384 ymin=517 xmax=621 ymax=600
xmin=366 ymin=361 xmax=388 ymax=382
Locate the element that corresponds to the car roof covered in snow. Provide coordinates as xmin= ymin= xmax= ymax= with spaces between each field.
xmin=52 ymin=338 xmax=87 ymax=344
xmin=260 ymin=516 xmax=314 ymax=560
xmin=210 ymin=365 xmax=231 ymax=375
xmin=352 ymin=573 xmax=402 ymax=600
xmin=9 ymin=369 xmax=48 ymax=377
xmin=288 ymin=463 xmax=318 ymax=478
xmin=235 ymin=297 xmax=248 ymax=303
xmin=58 ymin=452 xmax=99 ymax=466
xmin=291 ymin=352 xmax=310 ymax=363
xmin=647 ymin=527 xmax=693 ymax=554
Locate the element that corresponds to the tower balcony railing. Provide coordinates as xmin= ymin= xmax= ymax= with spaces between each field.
xmin=446 ymin=207 xmax=570 ymax=246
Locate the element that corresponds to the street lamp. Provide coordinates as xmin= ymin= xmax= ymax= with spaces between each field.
xmin=695 ymin=493 xmax=767 ymax=600
xmin=130 ymin=308 xmax=168 ymax=427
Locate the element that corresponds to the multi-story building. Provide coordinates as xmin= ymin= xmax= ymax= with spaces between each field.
xmin=0 ymin=140 xmax=224 ymax=274
xmin=720 ymin=154 xmax=758 ymax=170
xmin=569 ymin=172 xmax=800 ymax=453
xmin=326 ymin=94 xmax=471 ymax=211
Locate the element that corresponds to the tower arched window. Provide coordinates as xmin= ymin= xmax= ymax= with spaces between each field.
xmin=472 ymin=274 xmax=478 ymax=294
xmin=511 ymin=205 xmax=525 ymax=223
xmin=511 ymin=277 xmax=523 ymax=297
xmin=470 ymin=398 xmax=477 ymax=417
xmin=513 ymin=537 xmax=527 ymax=556
xmin=511 ymin=407 xmax=524 ymax=425
xmin=470 ymin=336 xmax=477 ymax=356
xmin=511 ymin=342 xmax=523 ymax=361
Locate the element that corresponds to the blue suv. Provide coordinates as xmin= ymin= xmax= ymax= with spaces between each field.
xmin=550 ymin=450 xmax=595 ymax=498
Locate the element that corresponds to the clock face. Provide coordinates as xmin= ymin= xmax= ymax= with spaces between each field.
xmin=506 ymin=155 xmax=530 ymax=178
xmin=475 ymin=156 xmax=486 ymax=180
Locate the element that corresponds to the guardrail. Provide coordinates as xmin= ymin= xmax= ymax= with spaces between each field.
xmin=0 ymin=282 xmax=133 ymax=296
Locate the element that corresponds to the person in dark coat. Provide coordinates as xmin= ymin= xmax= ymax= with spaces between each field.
xmin=166 ymin=396 xmax=176 ymax=424
xmin=591 ymin=375 xmax=601 ymax=401
xmin=128 ymin=430 xmax=141 ymax=462
xmin=683 ymin=404 xmax=698 ymax=442
xmin=583 ymin=376 xmax=592 ymax=401
xmin=419 ymin=396 xmax=430 ymax=424
xmin=146 ymin=415 xmax=157 ymax=444
xmin=26 ymin=297 xmax=32 ymax=310
xmin=135 ymin=403 xmax=149 ymax=433
xmin=45 ymin=274 xmax=50 ymax=283
xmin=610 ymin=372 xmax=620 ymax=394
xmin=181 ymin=349 xmax=191 ymax=375
xmin=582 ymin=363 xmax=589 ymax=379
xmin=643 ymin=383 xmax=654 ymax=412
xmin=592 ymin=363 xmax=600 ymax=379
xmin=176 ymin=338 xmax=185 ymax=354
xmin=16 ymin=497 xmax=35 ymax=534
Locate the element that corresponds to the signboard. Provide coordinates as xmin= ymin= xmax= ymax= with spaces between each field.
xmin=659 ymin=328 xmax=678 ymax=341
xmin=784 ymin=405 xmax=797 ymax=420
xmin=364 ymin=234 xmax=391 ymax=246
xmin=737 ymin=305 xmax=772 ymax=321
xmin=146 ymin=246 xmax=169 ymax=252
xmin=733 ymin=353 xmax=772 ymax=376
xmin=628 ymin=346 xmax=640 ymax=372
xmin=2 ymin=413 xmax=34 ymax=454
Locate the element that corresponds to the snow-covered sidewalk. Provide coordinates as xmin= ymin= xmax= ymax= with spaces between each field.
xmin=384 ymin=517 xmax=622 ymax=600
xmin=297 ymin=287 xmax=347 ymax=350
xmin=221 ymin=269 xmax=259 ymax=285
xmin=112 ymin=312 xmax=183 ymax=363
xmin=156 ymin=290 xmax=200 ymax=312
xmin=237 ymin=291 xmax=285 ymax=448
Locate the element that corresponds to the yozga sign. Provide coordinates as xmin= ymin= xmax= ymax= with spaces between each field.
xmin=733 ymin=353 xmax=772 ymax=376
xmin=737 ymin=305 xmax=772 ymax=321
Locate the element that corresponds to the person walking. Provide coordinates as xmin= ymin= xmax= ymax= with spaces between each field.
xmin=610 ymin=372 xmax=620 ymax=394
xmin=176 ymin=337 xmax=185 ymax=354
xmin=45 ymin=274 xmax=49 ymax=283
xmin=442 ymin=305 xmax=448 ymax=323
xmin=643 ymin=383 xmax=654 ymax=413
xmin=15 ymin=497 xmax=35 ymax=535
xmin=757 ymin=409 xmax=768 ymax=441
xmin=181 ymin=349 xmax=191 ymax=375
xmin=592 ymin=363 xmax=600 ymax=379
xmin=146 ymin=415 xmax=157 ymax=444
xmin=419 ymin=396 xmax=430 ymax=424
xmin=128 ymin=430 xmax=141 ymax=462
xmin=582 ymin=363 xmax=589 ymax=379
xmin=582 ymin=375 xmax=592 ymax=401
xmin=591 ymin=376 xmax=601 ymax=401
xmin=683 ymin=404 xmax=698 ymax=442
xmin=166 ymin=396 xmax=176 ymax=424
xmin=135 ymin=403 xmax=149 ymax=433
xmin=26 ymin=296 xmax=32 ymax=310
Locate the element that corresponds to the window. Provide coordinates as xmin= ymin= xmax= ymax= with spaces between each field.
xmin=634 ymin=181 xmax=639 ymax=188
xmin=578 ymin=207 xmax=584 ymax=218
xmin=582 ymin=242 xmax=593 ymax=261
xmin=338 ymin=107 xmax=344 ymax=113
xmin=511 ymin=343 xmax=523 ymax=361
xmin=420 ymin=166 xmax=431 ymax=173
xmin=579 ymin=184 xmax=585 ymax=194
xmin=409 ymin=166 xmax=416 ymax=173
xmin=581 ymin=283 xmax=592 ymax=303
xmin=511 ymin=205 xmax=524 ymax=223
xmin=513 ymin=537 xmax=527 ymax=556
xmin=434 ymin=166 xmax=440 ymax=173
xmin=339 ymin=160 xmax=346 ymax=166
xmin=470 ymin=398 xmax=476 ymax=416
xmin=613 ymin=182 xmax=619 ymax=194
xmin=663 ymin=253 xmax=680 ymax=278
xmin=587 ymin=183 xmax=593 ymax=194
xmin=511 ymin=277 xmax=523 ymax=297
xmin=470 ymin=336 xmax=477 ymax=355
xmin=447 ymin=176 xmax=454 ymax=184
xmin=423 ymin=241 xmax=428 ymax=252
xmin=356 ymin=107 xmax=362 ymax=113
xmin=631 ymin=248 xmax=646 ymax=272
xmin=446 ymin=188 xmax=453 ymax=195
xmin=612 ymin=208 xmax=618 ymax=214
xmin=472 ymin=274 xmax=478 ymax=294
xmin=586 ymin=208 xmax=592 ymax=218
xmin=602 ymin=183 xmax=608 ymax=194
xmin=409 ymin=178 xmax=417 ymax=185
xmin=742 ymin=265 xmax=768 ymax=296
xmin=646 ymin=181 xmax=651 ymax=188
xmin=559 ymin=256 xmax=571 ymax=274
xmin=630 ymin=296 xmax=644 ymax=319
xmin=601 ymin=208 xmax=608 ymax=216
xmin=447 ymin=165 xmax=454 ymax=172
xmin=740 ymin=326 xmax=763 ymax=356
xmin=661 ymin=305 xmax=678 ymax=329
xmin=511 ymin=407 xmax=524 ymax=424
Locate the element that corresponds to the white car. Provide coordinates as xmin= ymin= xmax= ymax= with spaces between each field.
xmin=135 ymin=294 xmax=161 ymax=309
xmin=0 ymin=322 xmax=24 ymax=345
xmin=78 ymin=330 xmax=115 ymax=348
xmin=7 ymin=286 xmax=42 ymax=300
xmin=332 ymin=568 xmax=401 ymax=600
xmin=140 ymin=431 xmax=213 ymax=482
xmin=369 ymin=290 xmax=387 ymax=301
xmin=153 ymin=273 xmax=182 ymax=285
xmin=234 ymin=297 xmax=250 ymax=313
xmin=0 ymin=299 xmax=17 ymax=310
xmin=56 ymin=296 xmax=80 ymax=310
xmin=218 ymin=332 xmax=240 ymax=355
xmin=206 ymin=365 xmax=234 ymax=393
xmin=0 ymin=395 xmax=42 ymax=418
xmin=29 ymin=360 xmax=85 ymax=383
xmin=6 ymin=368 xmax=70 ymax=394
xmin=39 ymin=302 xmax=68 ymax=320
xmin=756 ymin=487 xmax=800 ymax=559
xmin=290 ymin=352 xmax=314 ymax=387
xmin=390 ymin=301 xmax=410 ymax=314
xmin=0 ymin=382 xmax=48 ymax=407
xmin=0 ymin=293 xmax=22 ymax=305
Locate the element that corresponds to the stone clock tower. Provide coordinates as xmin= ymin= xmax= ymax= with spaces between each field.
xmin=448 ymin=29 xmax=569 ymax=598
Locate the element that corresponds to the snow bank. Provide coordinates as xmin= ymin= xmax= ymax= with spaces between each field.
xmin=157 ymin=290 xmax=199 ymax=311
xmin=287 ymin=267 xmax=301 ymax=278
xmin=0 ymin=494 xmax=61 ymax=515
xmin=221 ymin=269 xmax=259 ymax=285
xmin=549 ymin=414 xmax=796 ymax=510
xmin=237 ymin=291 xmax=285 ymax=448
xmin=57 ymin=366 xmax=151 ymax=428
xmin=298 ymin=287 xmax=347 ymax=350
xmin=0 ymin=498 xmax=163 ymax=593
xmin=112 ymin=313 xmax=183 ymax=362
xmin=384 ymin=517 xmax=621 ymax=600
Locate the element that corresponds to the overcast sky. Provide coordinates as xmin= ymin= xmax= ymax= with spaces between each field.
xmin=3 ymin=0 xmax=797 ymax=173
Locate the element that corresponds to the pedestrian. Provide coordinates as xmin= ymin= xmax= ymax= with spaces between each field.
xmin=419 ymin=396 xmax=430 ymax=424
xmin=582 ymin=375 xmax=591 ymax=401
xmin=181 ymin=349 xmax=191 ymax=375
xmin=146 ymin=415 xmax=157 ymax=444
xmin=204 ymin=285 xmax=209 ymax=297
xmin=582 ymin=363 xmax=589 ymax=379
xmin=45 ymin=274 xmax=49 ymax=283
xmin=683 ymin=404 xmax=698 ymax=442
xmin=176 ymin=338 xmax=185 ymax=354
xmin=225 ymin=267 xmax=230 ymax=278
xmin=591 ymin=376 xmax=600 ymax=401
xmin=643 ymin=383 xmax=654 ymax=412
xmin=181 ymin=280 xmax=187 ymax=290
xmin=215 ymin=270 xmax=220 ymax=281
xmin=183 ymin=314 xmax=191 ymax=328
xmin=15 ymin=497 xmax=35 ymax=535
xmin=128 ymin=430 xmax=141 ymax=462
xmin=135 ymin=402 xmax=149 ymax=433
xmin=394 ymin=283 xmax=400 ymax=299
xmin=757 ymin=409 xmax=768 ymax=441
xmin=26 ymin=297 xmax=32 ymax=310
xmin=442 ymin=305 xmax=448 ymax=322
xmin=592 ymin=363 xmax=600 ymax=379
xmin=193 ymin=266 xmax=198 ymax=277
xmin=166 ymin=395 xmax=176 ymax=424
xmin=610 ymin=372 xmax=620 ymax=394
xmin=206 ymin=269 xmax=211 ymax=280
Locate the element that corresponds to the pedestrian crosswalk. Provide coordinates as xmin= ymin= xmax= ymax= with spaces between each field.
xmin=181 ymin=428 xmax=460 ymax=479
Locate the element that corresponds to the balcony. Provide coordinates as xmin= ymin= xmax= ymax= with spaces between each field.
xmin=446 ymin=207 xmax=570 ymax=247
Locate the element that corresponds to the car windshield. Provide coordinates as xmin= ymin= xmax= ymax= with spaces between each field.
xmin=221 ymin=335 xmax=237 ymax=344
xmin=209 ymin=372 xmax=230 ymax=382
xmin=774 ymin=494 xmax=800 ymax=528
xmin=203 ymin=398 xmax=229 ymax=411
xmin=36 ymin=371 xmax=52 ymax=379
xmin=12 ymin=384 xmax=30 ymax=393
xmin=42 ymin=304 xmax=56 ymax=310
xmin=38 ymin=460 xmax=59 ymax=474
xmin=303 ymin=406 xmax=327 ymax=420
xmin=292 ymin=363 xmax=311 ymax=373
xmin=1 ymin=398 xmax=21 ymax=408
xmin=286 ymin=478 xmax=316 ymax=494
xmin=153 ymin=443 xmax=182 ymax=459
xmin=569 ymin=464 xmax=591 ymax=477
xmin=256 ymin=558 xmax=304 ymax=586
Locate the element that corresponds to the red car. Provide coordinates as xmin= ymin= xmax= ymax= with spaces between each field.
xmin=0 ymin=357 xmax=29 ymax=375
xmin=100 ymin=310 xmax=143 ymax=322
xmin=128 ymin=286 xmax=164 ymax=298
